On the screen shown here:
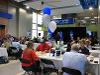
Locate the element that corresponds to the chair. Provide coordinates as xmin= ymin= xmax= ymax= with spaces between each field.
xmin=8 ymin=47 xmax=18 ymax=58
xmin=8 ymin=47 xmax=22 ymax=59
xmin=9 ymin=47 xmax=18 ymax=53
xmin=41 ymin=59 xmax=58 ymax=75
xmin=19 ymin=58 xmax=41 ymax=75
xmin=62 ymin=67 xmax=82 ymax=75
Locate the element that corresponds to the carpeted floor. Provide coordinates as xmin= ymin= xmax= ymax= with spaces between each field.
xmin=0 ymin=60 xmax=23 ymax=75
xmin=0 ymin=60 xmax=92 ymax=75
xmin=0 ymin=60 xmax=58 ymax=75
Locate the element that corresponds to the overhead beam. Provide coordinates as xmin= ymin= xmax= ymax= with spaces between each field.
xmin=9 ymin=0 xmax=39 ymax=13
xmin=20 ymin=0 xmax=32 ymax=3
xmin=51 ymin=5 xmax=80 ymax=10
xmin=19 ymin=0 xmax=39 ymax=4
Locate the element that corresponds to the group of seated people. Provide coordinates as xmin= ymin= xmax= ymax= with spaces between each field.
xmin=20 ymin=41 xmax=95 ymax=75
xmin=0 ymin=35 xmax=93 ymax=60
xmin=66 ymin=37 xmax=92 ymax=55
xmin=20 ymin=37 xmax=96 ymax=75
xmin=63 ymin=43 xmax=94 ymax=75
xmin=0 ymin=35 xmax=98 ymax=75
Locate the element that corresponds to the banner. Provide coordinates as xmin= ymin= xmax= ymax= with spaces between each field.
xmin=53 ymin=18 xmax=75 ymax=25
xmin=0 ymin=12 xmax=13 ymax=19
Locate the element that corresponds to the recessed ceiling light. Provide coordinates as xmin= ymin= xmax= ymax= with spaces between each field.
xmin=94 ymin=17 xmax=98 ymax=19
xmin=84 ymin=17 xmax=90 ymax=19
xmin=99 ymin=5 xmax=100 ymax=10
xmin=89 ymin=7 xmax=93 ymax=11
xmin=75 ymin=4 xmax=79 ymax=5
xmin=26 ymin=6 xmax=30 ymax=9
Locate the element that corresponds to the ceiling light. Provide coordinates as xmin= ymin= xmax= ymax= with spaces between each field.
xmin=89 ymin=7 xmax=93 ymax=11
xmin=94 ymin=17 xmax=98 ymax=19
xmin=84 ymin=17 xmax=90 ymax=19
xmin=99 ymin=5 xmax=100 ymax=10
xmin=26 ymin=6 xmax=30 ymax=9
xmin=75 ymin=4 xmax=79 ymax=6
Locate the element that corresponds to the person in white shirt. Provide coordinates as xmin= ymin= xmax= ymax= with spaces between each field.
xmin=62 ymin=44 xmax=94 ymax=75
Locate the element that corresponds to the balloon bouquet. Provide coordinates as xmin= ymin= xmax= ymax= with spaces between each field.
xmin=42 ymin=7 xmax=57 ymax=39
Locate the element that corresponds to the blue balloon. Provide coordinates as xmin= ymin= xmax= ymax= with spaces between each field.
xmin=42 ymin=7 xmax=51 ymax=15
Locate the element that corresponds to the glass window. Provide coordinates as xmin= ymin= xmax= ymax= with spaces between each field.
xmin=32 ymin=24 xmax=37 ymax=29
xmin=32 ymin=12 xmax=37 ymax=23
xmin=32 ymin=30 xmax=37 ymax=38
xmin=38 ymin=27 xmax=42 ymax=31
xmin=37 ymin=14 xmax=42 ymax=25
xmin=32 ymin=12 xmax=44 ymax=39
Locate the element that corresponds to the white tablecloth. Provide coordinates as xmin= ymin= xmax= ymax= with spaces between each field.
xmin=0 ymin=47 xmax=8 ymax=57
xmin=34 ymin=43 xmax=39 ymax=50
xmin=21 ymin=43 xmax=39 ymax=50
xmin=89 ymin=50 xmax=100 ymax=57
xmin=92 ymin=46 xmax=100 ymax=50
xmin=37 ymin=52 xmax=99 ymax=75
xmin=89 ymin=50 xmax=100 ymax=75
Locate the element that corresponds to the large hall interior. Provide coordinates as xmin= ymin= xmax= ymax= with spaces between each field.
xmin=0 ymin=0 xmax=100 ymax=75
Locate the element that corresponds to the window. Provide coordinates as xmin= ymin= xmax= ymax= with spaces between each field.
xmin=32 ymin=12 xmax=43 ymax=39
xmin=38 ymin=27 xmax=42 ymax=31
xmin=32 ymin=12 xmax=37 ymax=23
xmin=37 ymin=14 xmax=42 ymax=25
xmin=32 ymin=30 xmax=37 ymax=38
xmin=32 ymin=24 xmax=37 ymax=29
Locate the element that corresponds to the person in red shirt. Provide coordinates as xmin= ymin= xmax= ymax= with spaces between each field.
xmin=36 ymin=39 xmax=51 ymax=52
xmin=21 ymin=41 xmax=40 ymax=74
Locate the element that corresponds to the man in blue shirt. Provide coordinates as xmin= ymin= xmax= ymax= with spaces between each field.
xmin=11 ymin=40 xmax=22 ymax=51
xmin=63 ymin=44 xmax=94 ymax=75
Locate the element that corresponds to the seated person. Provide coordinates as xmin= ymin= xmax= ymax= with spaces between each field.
xmin=10 ymin=39 xmax=23 ymax=58
xmin=66 ymin=42 xmax=71 ymax=52
xmin=11 ymin=39 xmax=22 ymax=51
xmin=36 ymin=39 xmax=51 ymax=52
xmin=79 ymin=42 xmax=90 ymax=55
xmin=85 ymin=40 xmax=91 ymax=49
xmin=50 ymin=39 xmax=57 ymax=48
xmin=21 ymin=41 xmax=40 ymax=73
xmin=63 ymin=44 xmax=92 ymax=75
xmin=1 ymin=38 xmax=11 ymax=49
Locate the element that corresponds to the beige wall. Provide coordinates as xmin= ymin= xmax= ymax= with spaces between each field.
xmin=8 ymin=7 xmax=32 ymax=37
xmin=19 ymin=8 xmax=32 ymax=37
xmin=8 ymin=6 xmax=17 ymax=37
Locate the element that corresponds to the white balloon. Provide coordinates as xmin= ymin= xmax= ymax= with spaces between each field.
xmin=42 ymin=14 xmax=50 ymax=26
xmin=48 ymin=21 xmax=57 ymax=32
